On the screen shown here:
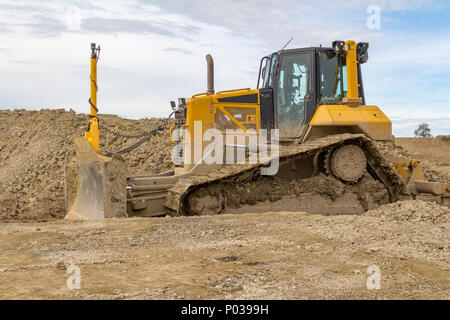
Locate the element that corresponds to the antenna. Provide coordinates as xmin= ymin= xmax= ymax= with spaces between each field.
xmin=280 ymin=37 xmax=294 ymax=51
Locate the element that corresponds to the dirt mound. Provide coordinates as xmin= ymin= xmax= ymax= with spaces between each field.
xmin=365 ymin=200 xmax=450 ymax=224
xmin=379 ymin=139 xmax=449 ymax=183
xmin=394 ymin=137 xmax=450 ymax=166
xmin=436 ymin=135 xmax=450 ymax=141
xmin=376 ymin=140 xmax=410 ymax=159
xmin=0 ymin=109 xmax=173 ymax=221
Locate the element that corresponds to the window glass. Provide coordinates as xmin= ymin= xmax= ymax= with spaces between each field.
xmin=261 ymin=55 xmax=278 ymax=88
xmin=268 ymin=55 xmax=277 ymax=87
xmin=319 ymin=52 xmax=347 ymax=102
xmin=276 ymin=52 xmax=312 ymax=137
xmin=262 ymin=57 xmax=270 ymax=88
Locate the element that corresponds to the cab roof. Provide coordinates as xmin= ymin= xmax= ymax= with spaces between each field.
xmin=264 ymin=46 xmax=334 ymax=59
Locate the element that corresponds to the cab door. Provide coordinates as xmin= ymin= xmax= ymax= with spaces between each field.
xmin=275 ymin=51 xmax=315 ymax=139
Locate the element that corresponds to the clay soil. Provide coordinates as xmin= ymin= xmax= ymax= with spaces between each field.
xmin=0 ymin=109 xmax=449 ymax=299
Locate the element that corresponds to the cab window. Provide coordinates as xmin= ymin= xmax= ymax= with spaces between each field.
xmin=276 ymin=52 xmax=312 ymax=137
xmin=319 ymin=51 xmax=347 ymax=102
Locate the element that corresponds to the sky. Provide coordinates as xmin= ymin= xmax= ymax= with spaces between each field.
xmin=0 ymin=0 xmax=449 ymax=137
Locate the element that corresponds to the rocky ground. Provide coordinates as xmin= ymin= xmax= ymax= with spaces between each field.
xmin=0 ymin=203 xmax=448 ymax=299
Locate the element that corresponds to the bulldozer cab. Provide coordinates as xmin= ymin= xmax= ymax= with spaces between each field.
xmin=257 ymin=43 xmax=367 ymax=140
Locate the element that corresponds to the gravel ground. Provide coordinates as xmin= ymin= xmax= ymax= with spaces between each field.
xmin=0 ymin=207 xmax=448 ymax=300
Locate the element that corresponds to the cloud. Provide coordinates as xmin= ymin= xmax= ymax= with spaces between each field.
xmin=11 ymin=59 xmax=36 ymax=64
xmin=0 ymin=0 xmax=201 ymax=39
xmin=164 ymin=47 xmax=194 ymax=55
xmin=0 ymin=24 xmax=12 ymax=34
xmin=23 ymin=15 xmax=68 ymax=37
xmin=81 ymin=18 xmax=175 ymax=37
xmin=319 ymin=0 xmax=436 ymax=11
xmin=140 ymin=0 xmax=437 ymax=48
xmin=0 ymin=3 xmax=68 ymax=37
xmin=0 ymin=3 xmax=43 ymax=13
xmin=0 ymin=0 xmax=448 ymax=137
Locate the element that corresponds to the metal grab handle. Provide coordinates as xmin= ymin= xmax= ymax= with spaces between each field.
xmin=192 ymin=92 xmax=209 ymax=98
xmin=169 ymin=126 xmax=177 ymax=144
xmin=216 ymin=88 xmax=251 ymax=95
xmin=170 ymin=124 xmax=188 ymax=144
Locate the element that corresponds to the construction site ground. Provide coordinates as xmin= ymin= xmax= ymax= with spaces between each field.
xmin=0 ymin=110 xmax=449 ymax=299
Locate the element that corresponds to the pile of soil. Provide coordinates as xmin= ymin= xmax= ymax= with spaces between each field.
xmin=0 ymin=109 xmax=173 ymax=221
xmin=376 ymin=140 xmax=410 ymax=159
xmin=394 ymin=137 xmax=450 ymax=184
xmin=377 ymin=140 xmax=449 ymax=183
xmin=365 ymin=200 xmax=450 ymax=224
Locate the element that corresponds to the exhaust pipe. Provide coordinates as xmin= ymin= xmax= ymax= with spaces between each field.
xmin=206 ymin=54 xmax=214 ymax=95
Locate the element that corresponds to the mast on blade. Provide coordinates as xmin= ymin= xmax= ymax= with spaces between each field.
xmin=85 ymin=43 xmax=101 ymax=153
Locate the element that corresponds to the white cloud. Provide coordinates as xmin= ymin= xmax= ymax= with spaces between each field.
xmin=0 ymin=0 xmax=448 ymax=137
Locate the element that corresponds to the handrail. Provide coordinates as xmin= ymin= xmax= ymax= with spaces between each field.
xmin=216 ymin=88 xmax=251 ymax=95
xmin=179 ymin=124 xmax=188 ymax=142
xmin=169 ymin=124 xmax=188 ymax=144
xmin=169 ymin=126 xmax=177 ymax=145
xmin=191 ymin=92 xmax=209 ymax=98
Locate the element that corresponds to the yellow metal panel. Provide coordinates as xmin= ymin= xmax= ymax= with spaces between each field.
xmin=344 ymin=40 xmax=360 ymax=102
xmin=212 ymin=88 xmax=260 ymax=132
xmin=310 ymin=105 xmax=390 ymax=125
xmin=360 ymin=107 xmax=391 ymax=124
xmin=328 ymin=109 xmax=362 ymax=124
xmin=216 ymin=105 xmax=247 ymax=131
xmin=309 ymin=104 xmax=392 ymax=141
xmin=179 ymin=89 xmax=261 ymax=167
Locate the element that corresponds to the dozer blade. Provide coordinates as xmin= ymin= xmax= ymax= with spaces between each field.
xmin=390 ymin=157 xmax=426 ymax=194
xmin=64 ymin=137 xmax=128 ymax=220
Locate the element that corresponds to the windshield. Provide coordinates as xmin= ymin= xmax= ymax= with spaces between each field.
xmin=319 ymin=51 xmax=347 ymax=102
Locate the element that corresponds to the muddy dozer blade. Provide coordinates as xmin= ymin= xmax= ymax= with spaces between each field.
xmin=64 ymin=137 xmax=128 ymax=220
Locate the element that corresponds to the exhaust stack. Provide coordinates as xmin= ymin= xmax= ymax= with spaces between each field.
xmin=206 ymin=54 xmax=214 ymax=95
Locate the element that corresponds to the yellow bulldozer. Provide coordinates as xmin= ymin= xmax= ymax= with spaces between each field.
xmin=65 ymin=40 xmax=449 ymax=220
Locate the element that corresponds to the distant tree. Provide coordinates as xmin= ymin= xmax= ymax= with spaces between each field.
xmin=414 ymin=123 xmax=432 ymax=138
